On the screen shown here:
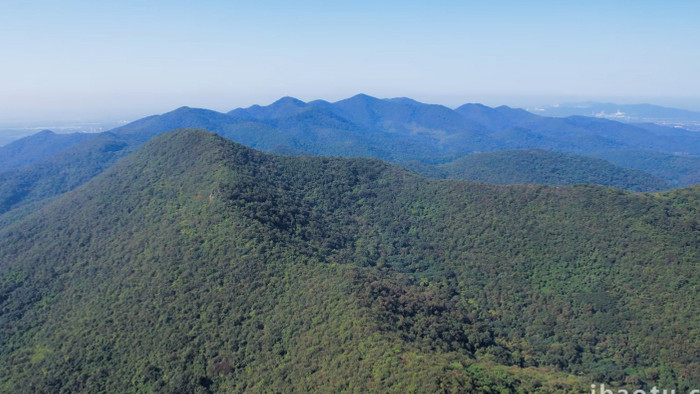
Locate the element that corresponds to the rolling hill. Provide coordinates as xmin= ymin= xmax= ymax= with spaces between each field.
xmin=413 ymin=149 xmax=671 ymax=192
xmin=597 ymin=150 xmax=700 ymax=188
xmin=1 ymin=129 xmax=699 ymax=392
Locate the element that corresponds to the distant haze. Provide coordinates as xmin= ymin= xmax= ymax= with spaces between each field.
xmin=1 ymin=1 xmax=700 ymax=121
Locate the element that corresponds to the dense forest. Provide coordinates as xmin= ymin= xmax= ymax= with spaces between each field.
xmin=1 ymin=129 xmax=698 ymax=392
xmin=402 ymin=149 xmax=671 ymax=192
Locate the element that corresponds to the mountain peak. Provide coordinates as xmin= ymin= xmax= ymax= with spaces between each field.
xmin=342 ymin=93 xmax=380 ymax=103
xmin=227 ymin=96 xmax=310 ymax=120
xmin=159 ymin=106 xmax=229 ymax=119
xmin=387 ymin=97 xmax=421 ymax=105
xmin=141 ymin=128 xmax=233 ymax=152
xmin=124 ymin=128 xmax=263 ymax=176
xmin=271 ymin=96 xmax=306 ymax=106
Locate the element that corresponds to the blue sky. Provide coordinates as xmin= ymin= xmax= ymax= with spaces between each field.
xmin=1 ymin=0 xmax=699 ymax=121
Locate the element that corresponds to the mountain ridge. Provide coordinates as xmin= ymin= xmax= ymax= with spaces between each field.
xmin=1 ymin=94 xmax=698 ymax=224
xmin=1 ymin=129 xmax=699 ymax=391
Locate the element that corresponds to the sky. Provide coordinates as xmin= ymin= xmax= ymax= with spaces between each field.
xmin=1 ymin=0 xmax=699 ymax=122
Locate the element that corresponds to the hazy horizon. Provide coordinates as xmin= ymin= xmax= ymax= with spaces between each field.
xmin=2 ymin=1 xmax=699 ymax=122
xmin=3 ymin=93 xmax=700 ymax=125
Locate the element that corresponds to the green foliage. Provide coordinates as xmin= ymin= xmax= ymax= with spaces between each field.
xmin=1 ymin=129 xmax=698 ymax=392
xmin=598 ymin=149 xmax=700 ymax=187
xmin=0 ymin=132 xmax=131 ymax=218
xmin=424 ymin=149 xmax=671 ymax=192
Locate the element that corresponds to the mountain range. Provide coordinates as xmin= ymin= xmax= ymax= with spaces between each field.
xmin=2 ymin=94 xmax=699 ymax=225
xmin=1 ymin=129 xmax=698 ymax=392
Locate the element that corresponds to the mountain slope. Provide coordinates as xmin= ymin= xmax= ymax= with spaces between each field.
xmin=0 ymin=130 xmax=92 ymax=172
xmin=0 ymin=132 xmax=131 ymax=218
xmin=455 ymin=103 xmax=542 ymax=130
xmin=598 ymin=150 xmax=700 ymax=187
xmin=423 ymin=149 xmax=671 ymax=191
xmin=113 ymin=104 xmax=438 ymax=162
xmin=0 ymin=129 xmax=586 ymax=392
xmin=1 ymin=129 xmax=699 ymax=392
xmin=330 ymin=94 xmax=488 ymax=135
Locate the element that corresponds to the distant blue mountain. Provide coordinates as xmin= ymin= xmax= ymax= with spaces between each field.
xmin=69 ymin=95 xmax=700 ymax=184
xmin=0 ymin=130 xmax=92 ymax=172
xmin=455 ymin=103 xmax=541 ymax=130
xmin=228 ymin=96 xmax=310 ymax=120
xmin=330 ymin=94 xmax=489 ymax=143
xmin=2 ymin=94 xmax=700 ymax=220
xmin=0 ymin=132 xmax=130 ymax=219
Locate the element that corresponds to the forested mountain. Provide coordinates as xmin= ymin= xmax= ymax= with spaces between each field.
xmin=1 ymin=95 xmax=698 ymax=225
xmin=598 ymin=150 xmax=700 ymax=188
xmin=0 ymin=130 xmax=92 ymax=172
xmin=404 ymin=149 xmax=671 ymax=192
xmin=1 ymin=129 xmax=699 ymax=392
xmin=0 ymin=132 xmax=134 ymax=226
